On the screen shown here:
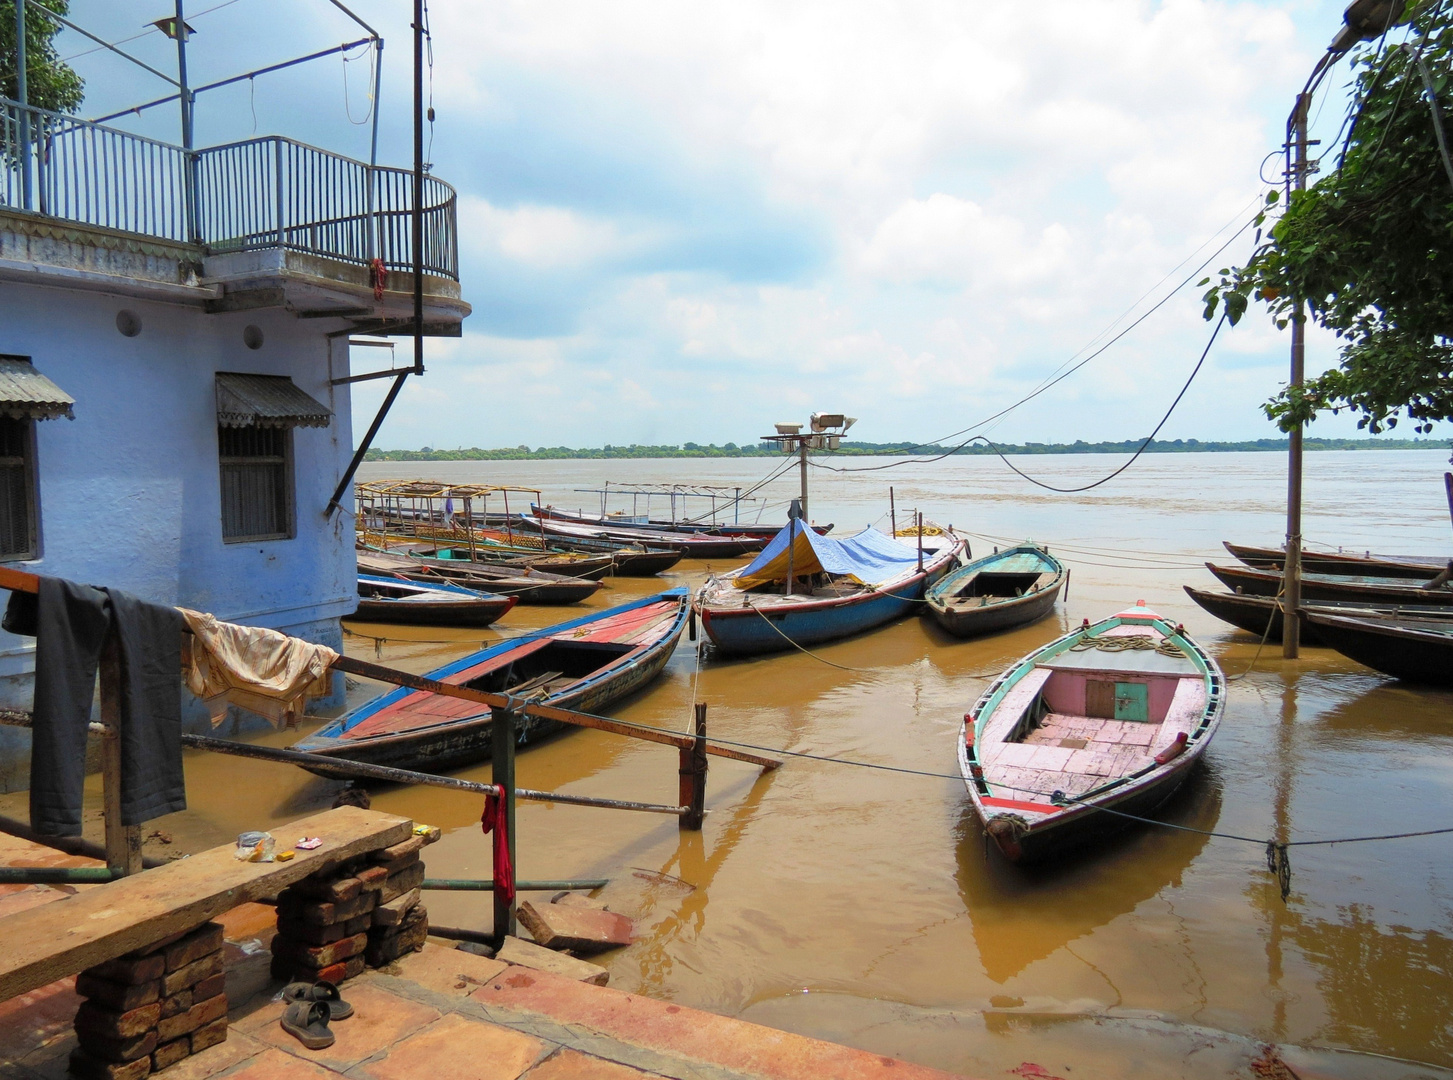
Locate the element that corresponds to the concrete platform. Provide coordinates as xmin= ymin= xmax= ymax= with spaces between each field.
xmin=0 ymin=898 xmax=967 ymax=1080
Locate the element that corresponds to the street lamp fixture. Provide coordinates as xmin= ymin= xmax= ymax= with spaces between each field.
xmin=760 ymin=414 xmax=857 ymax=526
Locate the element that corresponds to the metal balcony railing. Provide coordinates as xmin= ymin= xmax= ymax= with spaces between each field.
xmin=0 ymin=97 xmax=458 ymax=281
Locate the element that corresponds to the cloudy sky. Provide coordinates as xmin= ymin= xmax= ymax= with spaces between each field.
xmin=59 ymin=1 xmax=1443 ymax=449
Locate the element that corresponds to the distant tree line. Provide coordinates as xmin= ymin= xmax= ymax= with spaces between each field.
xmin=363 ymin=436 xmax=1448 ymax=462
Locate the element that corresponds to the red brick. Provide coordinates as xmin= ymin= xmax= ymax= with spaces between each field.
xmin=314 ymin=955 xmax=366 ymax=984
xmin=158 ymin=991 xmax=191 ymax=1020
xmin=276 ymin=932 xmax=367 ymax=971
xmin=161 ymin=952 xmax=223 ymax=997
xmin=355 ymin=864 xmax=389 ymax=889
xmin=292 ymin=874 xmax=362 ymax=904
xmin=75 ymin=973 xmax=160 ymax=1013
xmin=275 ymin=916 xmax=346 ymax=946
xmin=373 ymin=835 xmax=424 ymax=865
xmin=75 ymin=1027 xmax=158 ymax=1064
xmin=379 ymin=862 xmax=424 ymax=904
xmin=192 ymin=972 xmax=227 ymax=1002
xmin=156 ymin=994 xmax=227 ymax=1042
xmin=87 ymin=954 xmax=165 ymax=986
xmin=365 ymin=917 xmax=427 ymax=967
xmin=164 ymin=924 xmax=224 ymax=973
xmin=74 ymin=1000 xmax=162 ymax=1041
xmin=67 ymin=1047 xmax=153 ymax=1080
xmin=344 ymin=913 xmax=371 ymax=936
xmin=515 ymin=902 xmax=633 ymax=954
xmin=151 ymin=1037 xmax=190 ymax=1070
xmin=372 ymin=888 xmax=420 ymax=928
xmin=190 ymin=1016 xmax=227 ymax=1054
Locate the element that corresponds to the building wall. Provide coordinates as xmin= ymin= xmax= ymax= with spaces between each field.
xmin=0 ymin=278 xmax=359 ymax=790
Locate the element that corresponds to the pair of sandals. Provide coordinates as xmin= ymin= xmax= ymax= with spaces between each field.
xmin=279 ymin=980 xmax=353 ymax=1050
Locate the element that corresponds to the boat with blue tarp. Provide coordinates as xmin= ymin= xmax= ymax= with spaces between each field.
xmin=693 ymin=520 xmax=963 ymax=656
xmin=926 ymin=544 xmax=1065 ymax=638
xmin=295 ymin=588 xmax=691 ymax=773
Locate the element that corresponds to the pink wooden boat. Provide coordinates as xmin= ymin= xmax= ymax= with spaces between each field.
xmin=959 ymin=602 xmax=1225 ymax=863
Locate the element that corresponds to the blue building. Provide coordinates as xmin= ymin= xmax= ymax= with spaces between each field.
xmin=0 ymin=29 xmax=466 ymax=790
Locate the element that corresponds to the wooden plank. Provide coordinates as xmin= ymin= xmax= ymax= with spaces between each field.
xmin=97 ymin=637 xmax=142 ymax=876
xmin=515 ymin=900 xmax=634 ymax=954
xmin=333 ymin=654 xmax=781 ymax=770
xmin=0 ymin=806 xmax=412 ymax=1003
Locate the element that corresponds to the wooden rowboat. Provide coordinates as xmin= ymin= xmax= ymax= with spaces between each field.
xmin=926 ymin=544 xmax=1064 ymax=638
xmin=1299 ymin=610 xmax=1453 ymax=686
xmin=1223 ymin=541 xmax=1449 ymax=581
xmin=356 ymin=549 xmax=603 ymax=605
xmin=1206 ymin=563 xmax=1453 ymax=607
xmin=463 ymin=525 xmax=685 ymax=576
xmin=527 ymin=515 xmax=767 ymax=559
xmin=530 ymin=503 xmax=832 ymax=539
xmin=1182 ymin=585 xmax=1453 ymax=644
xmin=293 ymin=589 xmax=691 ymax=773
xmin=961 ymin=603 xmax=1224 ymax=864
xmin=353 ymin=575 xmax=517 ymax=628
xmin=694 ymin=522 xmax=964 ymax=656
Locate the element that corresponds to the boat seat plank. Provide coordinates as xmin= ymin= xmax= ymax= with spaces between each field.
xmin=979 ymin=666 xmax=1055 ymax=751
xmin=1156 ymin=677 xmax=1208 ymax=741
xmin=0 ymin=807 xmax=412 ymax=1003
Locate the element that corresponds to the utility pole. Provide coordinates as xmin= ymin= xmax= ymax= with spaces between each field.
xmin=13 ymin=0 xmax=30 ymax=211
xmin=412 ymin=0 xmax=425 ymax=376
xmin=171 ymin=0 xmax=198 ymax=242
xmin=1282 ymin=91 xmax=1313 ymax=659
xmin=798 ymin=438 xmax=809 ymax=525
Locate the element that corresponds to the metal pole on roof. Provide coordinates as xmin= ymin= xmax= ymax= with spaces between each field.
xmin=172 ymin=0 xmax=200 ymax=243
xmin=13 ymin=0 xmax=31 ymax=211
xmin=412 ymin=0 xmax=425 ymax=375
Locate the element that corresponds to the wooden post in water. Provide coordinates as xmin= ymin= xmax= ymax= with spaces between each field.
xmin=1282 ymin=90 xmax=1311 ymax=659
xmin=491 ymin=707 xmax=518 ymax=941
xmin=98 ymin=636 xmax=141 ymax=876
xmin=889 ymin=487 xmax=896 ymax=536
xmin=679 ymin=703 xmax=708 ymax=831
xmin=917 ymin=512 xmax=924 ymax=573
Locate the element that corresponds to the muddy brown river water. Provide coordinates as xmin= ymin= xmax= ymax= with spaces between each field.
xmin=35 ymin=450 xmax=1453 ymax=1079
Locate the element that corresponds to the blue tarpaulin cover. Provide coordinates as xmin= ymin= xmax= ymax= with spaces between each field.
xmin=733 ymin=521 xmax=919 ymax=589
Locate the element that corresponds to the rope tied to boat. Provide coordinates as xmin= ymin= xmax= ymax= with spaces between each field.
xmin=1266 ymin=840 xmax=1292 ymax=902
xmin=1069 ymin=632 xmax=1185 ymax=658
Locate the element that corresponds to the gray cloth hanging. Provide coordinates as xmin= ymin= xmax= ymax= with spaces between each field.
xmin=4 ymin=576 xmax=186 ymax=837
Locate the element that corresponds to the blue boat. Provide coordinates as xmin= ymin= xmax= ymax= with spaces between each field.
xmin=694 ymin=522 xmax=963 ymax=656
xmin=293 ymin=588 xmax=690 ymax=773
xmin=925 ymin=544 xmax=1064 ymax=638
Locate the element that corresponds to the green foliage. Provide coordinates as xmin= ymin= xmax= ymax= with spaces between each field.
xmin=1203 ymin=3 xmax=1453 ymax=434
xmin=362 ymin=437 xmax=1443 ymax=462
xmin=1 ymin=1 xmax=84 ymax=113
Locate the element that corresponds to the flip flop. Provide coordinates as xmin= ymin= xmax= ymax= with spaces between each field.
xmin=280 ymin=1000 xmax=334 ymax=1050
xmin=281 ymin=979 xmax=354 ymax=1020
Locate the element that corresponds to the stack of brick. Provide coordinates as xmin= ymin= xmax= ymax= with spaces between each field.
xmin=270 ymin=831 xmax=432 ymax=984
xmin=69 ymin=922 xmax=228 ymax=1080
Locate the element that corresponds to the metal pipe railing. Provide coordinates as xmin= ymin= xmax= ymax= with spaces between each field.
xmin=0 ymin=97 xmax=458 ymax=280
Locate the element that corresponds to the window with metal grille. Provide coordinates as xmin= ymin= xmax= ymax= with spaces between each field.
xmin=0 ymin=417 xmax=37 ymax=560
xmin=219 ymin=424 xmax=293 ymax=542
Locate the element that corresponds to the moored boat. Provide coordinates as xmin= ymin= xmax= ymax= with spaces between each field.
xmin=1206 ymin=562 xmax=1453 ymax=607
xmin=694 ymin=520 xmax=964 ymax=656
xmin=530 ymin=503 xmax=832 ymax=538
xmin=926 ymin=544 xmax=1064 ymax=638
xmin=1182 ymin=585 xmax=1453 ymax=643
xmin=527 ymin=515 xmax=767 ymax=559
xmin=294 ymin=588 xmax=691 ymax=773
xmin=357 ymin=549 xmax=603 ymax=605
xmin=1223 ymin=541 xmax=1449 ymax=581
xmin=353 ymin=575 xmax=517 ymax=627
xmin=961 ymin=602 xmax=1224 ymax=864
xmin=465 ymin=524 xmax=685 ymax=576
xmin=1299 ymin=609 xmax=1453 ymax=686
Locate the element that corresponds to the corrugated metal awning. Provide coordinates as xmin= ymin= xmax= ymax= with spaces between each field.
xmin=216 ymin=373 xmax=332 ymax=429
xmin=0 ymin=358 xmax=75 ymax=421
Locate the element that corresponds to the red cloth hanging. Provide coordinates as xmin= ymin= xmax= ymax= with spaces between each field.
xmin=368 ymin=258 xmax=389 ymax=301
xmin=480 ymin=789 xmax=514 ymax=906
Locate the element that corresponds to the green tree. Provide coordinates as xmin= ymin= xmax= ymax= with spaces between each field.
xmin=1203 ymin=3 xmax=1453 ymax=433
xmin=1 ymin=0 xmax=84 ymax=113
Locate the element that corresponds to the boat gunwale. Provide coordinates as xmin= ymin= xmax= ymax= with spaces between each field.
xmin=960 ymin=610 xmax=1224 ymax=843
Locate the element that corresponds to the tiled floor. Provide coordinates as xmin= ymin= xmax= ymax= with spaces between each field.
xmin=2 ymin=943 xmax=966 ymax=1080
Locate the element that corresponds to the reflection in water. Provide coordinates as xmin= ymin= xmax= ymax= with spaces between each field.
xmin=955 ymin=769 xmax=1220 ymax=984
xmin=1298 ymin=905 xmax=1453 ymax=1062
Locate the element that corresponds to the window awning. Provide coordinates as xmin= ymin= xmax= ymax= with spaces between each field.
xmin=216 ymin=373 xmax=332 ymax=429
xmin=0 ymin=358 xmax=75 ymax=421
